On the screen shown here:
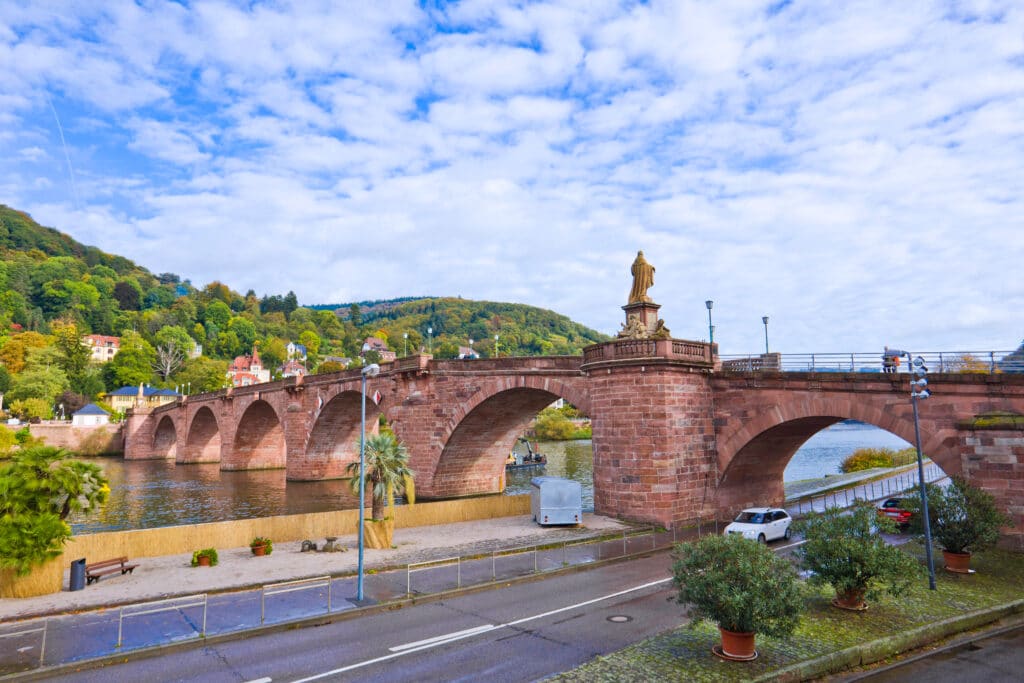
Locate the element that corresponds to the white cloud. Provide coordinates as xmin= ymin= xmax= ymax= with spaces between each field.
xmin=0 ymin=0 xmax=1021 ymax=355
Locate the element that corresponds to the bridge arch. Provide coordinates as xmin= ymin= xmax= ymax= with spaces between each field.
xmin=182 ymin=406 xmax=221 ymax=464
xmin=714 ymin=395 xmax=961 ymax=514
xmin=151 ymin=415 xmax=177 ymax=460
xmin=290 ymin=390 xmax=380 ymax=480
xmin=423 ymin=379 xmax=589 ymax=499
xmin=226 ymin=400 xmax=286 ymax=470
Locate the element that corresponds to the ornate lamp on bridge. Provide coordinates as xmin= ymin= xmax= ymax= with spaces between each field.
xmin=494 ymin=334 xmax=499 ymax=358
xmin=427 ymin=326 xmax=433 ymax=354
xmin=403 ymin=332 xmax=408 ymax=357
xmin=762 ymin=316 xmax=770 ymax=354
xmin=357 ymin=347 xmax=381 ymax=602
xmin=890 ymin=348 xmax=937 ymax=590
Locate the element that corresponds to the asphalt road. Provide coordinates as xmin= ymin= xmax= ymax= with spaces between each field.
xmin=39 ymin=551 xmax=684 ymax=682
xmin=846 ymin=624 xmax=1024 ymax=683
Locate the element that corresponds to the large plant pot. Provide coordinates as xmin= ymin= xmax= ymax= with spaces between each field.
xmin=197 ymin=555 xmax=211 ymax=567
xmin=364 ymin=518 xmax=395 ymax=549
xmin=716 ymin=627 xmax=757 ymax=661
xmin=832 ymin=588 xmax=868 ymax=611
xmin=942 ymin=550 xmax=972 ymax=574
xmin=0 ymin=556 xmax=64 ymax=598
xmin=251 ymin=544 xmax=267 ymax=557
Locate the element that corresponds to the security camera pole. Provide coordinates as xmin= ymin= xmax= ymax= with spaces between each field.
xmin=889 ymin=349 xmax=937 ymax=589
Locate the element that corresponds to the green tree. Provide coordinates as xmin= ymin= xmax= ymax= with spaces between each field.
xmin=9 ymin=397 xmax=53 ymax=420
xmin=174 ymin=356 xmax=229 ymax=393
xmin=345 ymin=432 xmax=415 ymax=521
xmin=108 ymin=330 xmax=156 ymax=387
xmin=113 ymin=279 xmax=142 ymax=310
xmin=227 ymin=316 xmax=257 ymax=350
xmin=51 ymin=320 xmax=91 ymax=388
xmin=203 ymin=300 xmax=232 ymax=329
xmin=904 ymin=476 xmax=1011 ymax=555
xmin=0 ymin=446 xmax=109 ymax=575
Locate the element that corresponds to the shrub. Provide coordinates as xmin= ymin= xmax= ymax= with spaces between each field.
xmin=76 ymin=427 xmax=114 ymax=456
xmin=534 ymin=410 xmax=578 ymax=440
xmin=672 ymin=534 xmax=803 ymax=637
xmin=904 ymin=476 xmax=1010 ymax=554
xmin=840 ymin=448 xmax=895 ymax=472
xmin=0 ymin=513 xmax=71 ymax=576
xmin=191 ymin=548 xmax=219 ymax=566
xmin=796 ymin=502 xmax=922 ymax=602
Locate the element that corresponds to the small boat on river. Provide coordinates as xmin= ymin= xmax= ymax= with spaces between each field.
xmin=506 ymin=437 xmax=547 ymax=470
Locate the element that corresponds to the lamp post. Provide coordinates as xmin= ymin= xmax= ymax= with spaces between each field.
xmin=403 ymin=332 xmax=408 ymax=357
xmin=762 ymin=316 xmax=770 ymax=354
xmin=494 ymin=334 xmax=499 ymax=358
xmin=357 ymin=359 xmax=381 ymax=602
xmin=888 ymin=348 xmax=937 ymax=590
xmin=427 ymin=326 xmax=432 ymax=354
xmin=705 ymin=300 xmax=714 ymax=344
xmin=468 ymin=338 xmax=473 ymax=358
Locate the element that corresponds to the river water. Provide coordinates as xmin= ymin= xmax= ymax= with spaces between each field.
xmin=67 ymin=422 xmax=909 ymax=534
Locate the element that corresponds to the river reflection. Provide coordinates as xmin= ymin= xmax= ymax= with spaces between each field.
xmin=67 ymin=458 xmax=360 ymax=534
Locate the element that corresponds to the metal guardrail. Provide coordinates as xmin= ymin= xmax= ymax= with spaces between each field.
xmin=719 ymin=350 xmax=1023 ymax=374
xmin=789 ymin=464 xmax=946 ymax=516
xmin=0 ymin=621 xmax=47 ymax=669
xmin=262 ymin=576 xmax=331 ymax=624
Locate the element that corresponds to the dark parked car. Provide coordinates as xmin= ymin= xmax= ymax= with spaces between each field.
xmin=877 ymin=497 xmax=912 ymax=529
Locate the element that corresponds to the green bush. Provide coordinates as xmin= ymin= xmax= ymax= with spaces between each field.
xmin=904 ymin=476 xmax=1010 ymax=554
xmin=796 ymin=502 xmax=922 ymax=602
xmin=0 ymin=513 xmax=71 ymax=576
xmin=672 ymin=534 xmax=803 ymax=637
xmin=840 ymin=447 xmax=920 ymax=473
xmin=191 ymin=548 xmax=219 ymax=566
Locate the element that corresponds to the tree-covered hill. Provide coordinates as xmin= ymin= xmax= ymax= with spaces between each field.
xmin=0 ymin=205 xmax=608 ymax=419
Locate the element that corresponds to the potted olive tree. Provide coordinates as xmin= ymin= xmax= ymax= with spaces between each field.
xmin=796 ymin=502 xmax=922 ymax=610
xmin=672 ymin=533 xmax=803 ymax=661
xmin=345 ymin=431 xmax=415 ymax=549
xmin=904 ymin=476 xmax=1010 ymax=573
xmin=250 ymin=537 xmax=273 ymax=556
xmin=0 ymin=446 xmax=109 ymax=597
xmin=191 ymin=548 xmax=219 ymax=567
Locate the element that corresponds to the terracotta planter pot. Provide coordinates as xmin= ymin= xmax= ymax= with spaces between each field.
xmin=832 ymin=588 xmax=868 ymax=611
xmin=718 ymin=627 xmax=757 ymax=660
xmin=252 ymin=544 xmax=267 ymax=557
xmin=364 ymin=518 xmax=395 ymax=549
xmin=197 ymin=555 xmax=211 ymax=567
xmin=943 ymin=549 xmax=972 ymax=574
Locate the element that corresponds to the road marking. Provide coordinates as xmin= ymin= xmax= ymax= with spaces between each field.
xmin=389 ymin=624 xmax=497 ymax=652
xmin=774 ymin=539 xmax=807 ymax=551
xmin=245 ymin=678 xmax=273 ymax=683
xmin=289 ymin=577 xmax=671 ymax=682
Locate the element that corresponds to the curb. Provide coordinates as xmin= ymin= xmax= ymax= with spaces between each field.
xmin=752 ymin=598 xmax=1024 ymax=682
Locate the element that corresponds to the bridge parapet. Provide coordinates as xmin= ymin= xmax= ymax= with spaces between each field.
xmin=581 ymin=337 xmax=714 ymax=370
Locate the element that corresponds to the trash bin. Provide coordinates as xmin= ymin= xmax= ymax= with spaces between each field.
xmin=69 ymin=558 xmax=86 ymax=591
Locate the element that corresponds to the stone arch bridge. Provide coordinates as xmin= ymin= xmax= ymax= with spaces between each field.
xmin=126 ymin=341 xmax=1024 ymax=546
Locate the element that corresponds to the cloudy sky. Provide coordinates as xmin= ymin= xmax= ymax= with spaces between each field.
xmin=2 ymin=1 xmax=1022 ymax=354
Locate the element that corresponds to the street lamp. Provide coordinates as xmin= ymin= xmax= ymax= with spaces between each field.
xmin=494 ymin=334 xmax=499 ymax=358
xmin=762 ymin=316 xmax=770 ymax=354
xmin=427 ymin=327 xmax=432 ymax=354
xmin=888 ymin=348 xmax=937 ymax=590
xmin=356 ymin=360 xmax=381 ymax=602
xmin=403 ymin=332 xmax=408 ymax=357
xmin=705 ymin=300 xmax=714 ymax=344
xmin=468 ymin=338 xmax=473 ymax=358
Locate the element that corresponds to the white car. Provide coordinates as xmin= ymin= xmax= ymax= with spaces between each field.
xmin=724 ymin=507 xmax=793 ymax=543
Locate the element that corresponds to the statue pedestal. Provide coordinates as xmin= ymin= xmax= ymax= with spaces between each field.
xmin=622 ymin=301 xmax=661 ymax=331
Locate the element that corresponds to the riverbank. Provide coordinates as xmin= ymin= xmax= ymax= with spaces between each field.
xmin=553 ymin=542 xmax=1024 ymax=682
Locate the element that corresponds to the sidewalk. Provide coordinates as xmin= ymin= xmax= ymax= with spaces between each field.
xmin=0 ymin=513 xmax=629 ymax=623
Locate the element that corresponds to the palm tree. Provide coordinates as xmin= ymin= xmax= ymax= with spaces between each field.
xmin=345 ymin=432 xmax=415 ymax=521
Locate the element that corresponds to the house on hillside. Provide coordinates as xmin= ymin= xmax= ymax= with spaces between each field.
xmin=279 ymin=359 xmax=307 ymax=379
xmin=72 ymin=403 xmax=110 ymax=426
xmin=363 ymin=336 xmax=397 ymax=362
xmin=83 ymin=334 xmax=120 ymax=362
xmin=229 ymin=347 xmax=271 ymax=386
xmin=286 ymin=342 xmax=307 ymax=361
xmin=107 ymin=386 xmax=181 ymax=412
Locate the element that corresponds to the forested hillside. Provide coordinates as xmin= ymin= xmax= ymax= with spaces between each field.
xmin=0 ymin=205 xmax=607 ymax=421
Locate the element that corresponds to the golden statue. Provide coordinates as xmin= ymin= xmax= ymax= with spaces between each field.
xmin=628 ymin=250 xmax=655 ymax=303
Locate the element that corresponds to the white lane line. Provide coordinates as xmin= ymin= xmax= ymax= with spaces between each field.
xmin=289 ymin=577 xmax=672 ymax=682
xmin=388 ymin=624 xmax=497 ymax=652
xmin=245 ymin=678 xmax=273 ymax=683
xmin=774 ymin=539 xmax=807 ymax=551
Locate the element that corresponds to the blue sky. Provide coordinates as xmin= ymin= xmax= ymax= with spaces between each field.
xmin=1 ymin=1 xmax=1022 ymax=354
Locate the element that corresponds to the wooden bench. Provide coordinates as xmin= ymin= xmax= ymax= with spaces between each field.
xmin=85 ymin=557 xmax=139 ymax=585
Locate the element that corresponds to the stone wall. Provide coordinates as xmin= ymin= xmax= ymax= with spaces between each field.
xmin=3 ymin=423 xmax=124 ymax=454
xmin=960 ymin=423 xmax=1024 ymax=551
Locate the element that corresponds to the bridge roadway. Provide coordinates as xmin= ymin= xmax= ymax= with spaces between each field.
xmin=124 ymin=346 xmax=1024 ymax=542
